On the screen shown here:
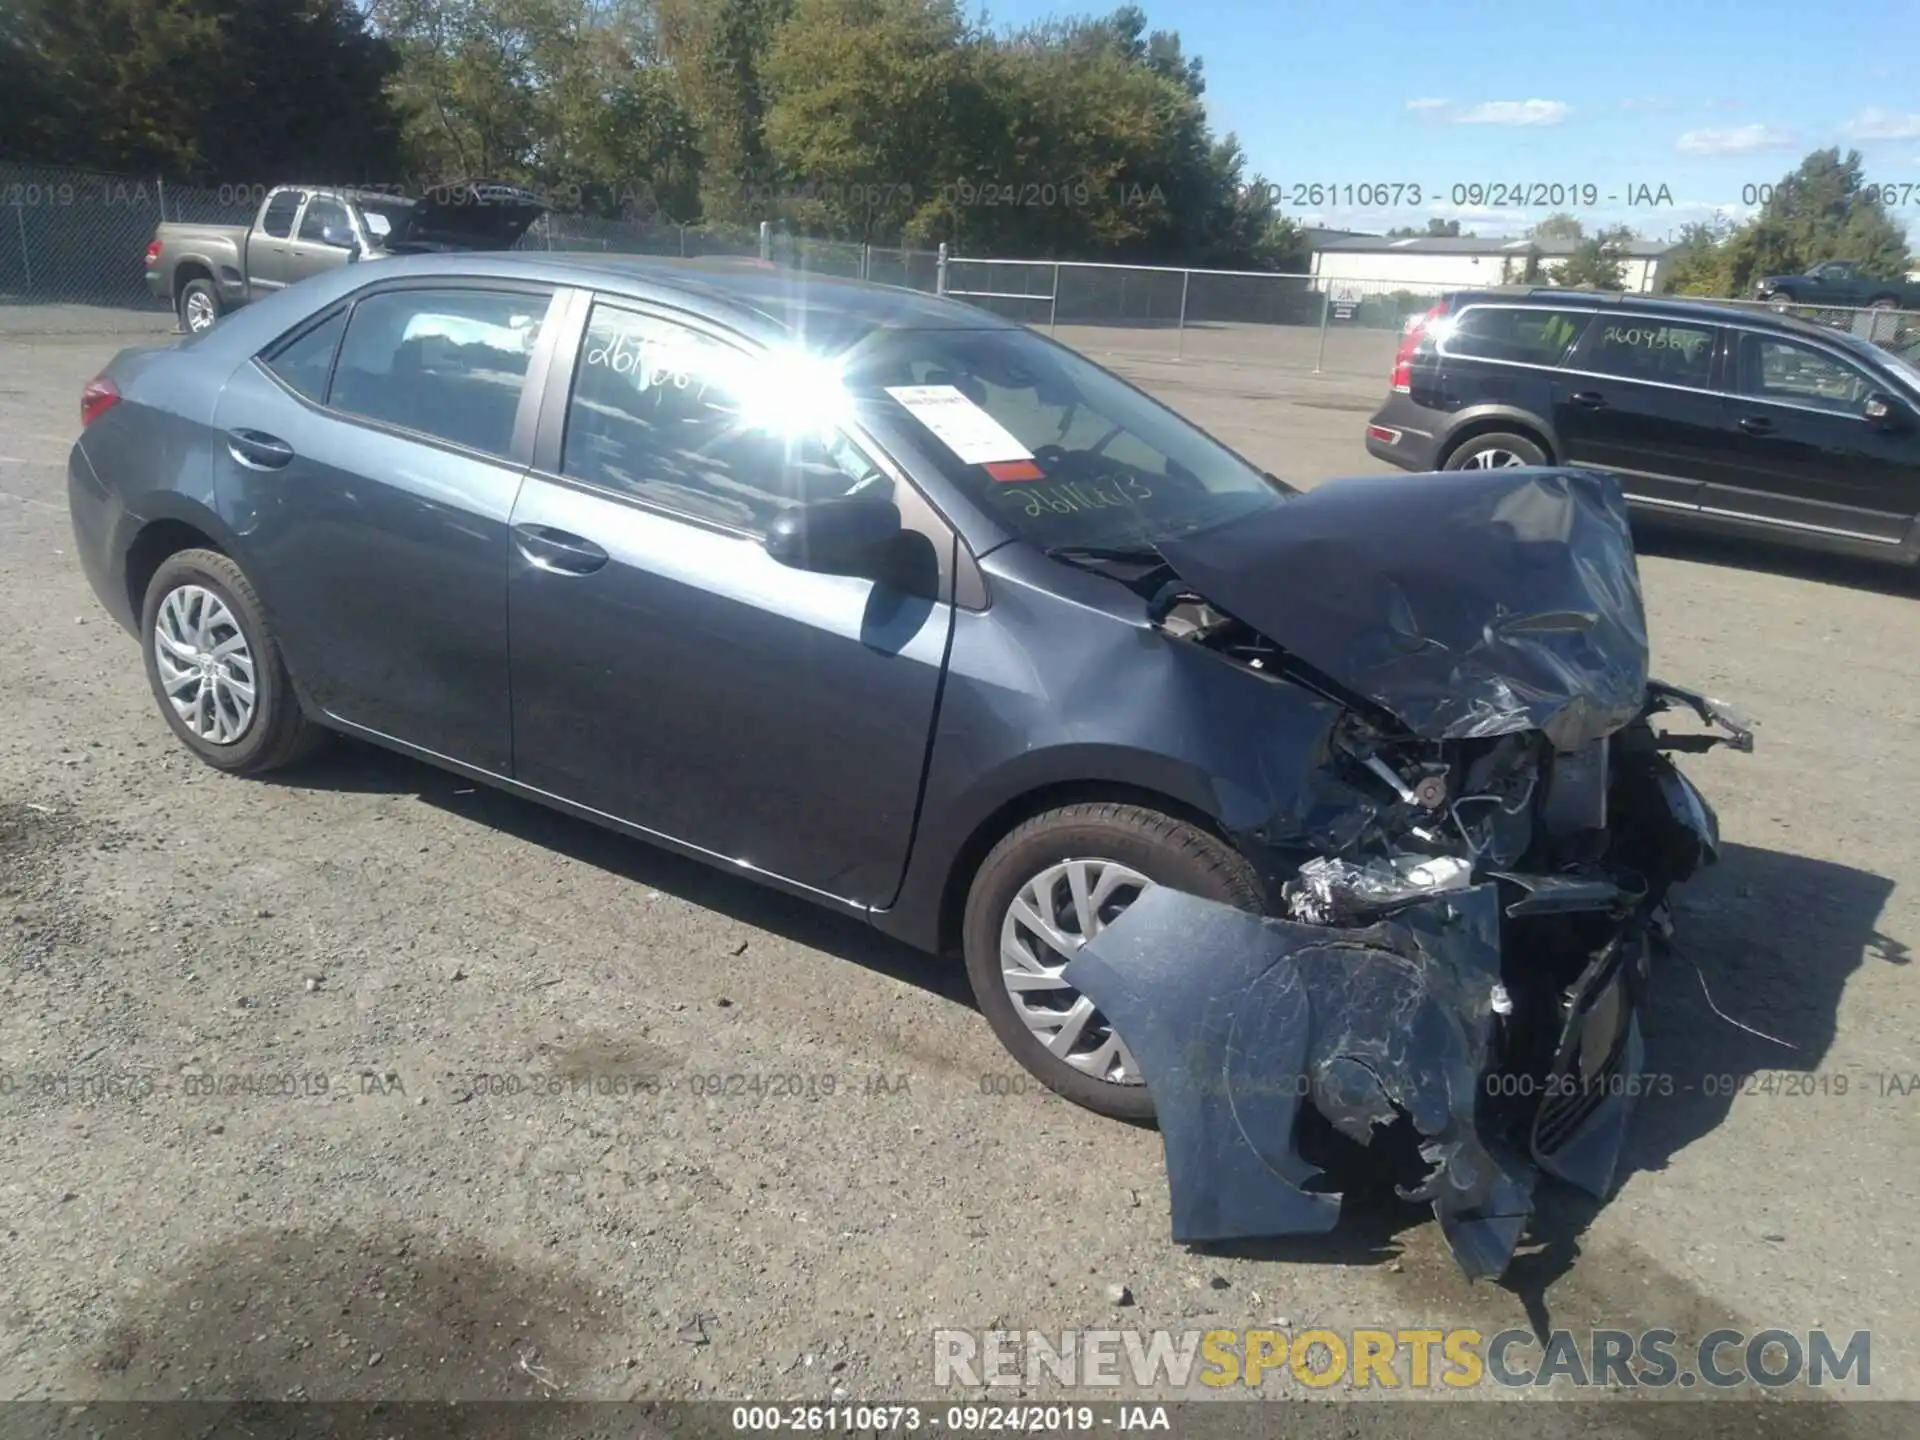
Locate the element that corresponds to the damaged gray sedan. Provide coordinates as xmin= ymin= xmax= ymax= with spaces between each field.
xmin=71 ymin=258 xmax=1745 ymax=1278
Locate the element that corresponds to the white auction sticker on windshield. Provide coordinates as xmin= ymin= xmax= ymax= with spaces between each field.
xmin=885 ymin=385 xmax=1035 ymax=465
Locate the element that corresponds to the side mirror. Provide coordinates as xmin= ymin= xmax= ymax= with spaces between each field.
xmin=1863 ymin=392 xmax=1906 ymax=428
xmin=764 ymin=494 xmax=903 ymax=575
xmin=320 ymin=224 xmax=357 ymax=250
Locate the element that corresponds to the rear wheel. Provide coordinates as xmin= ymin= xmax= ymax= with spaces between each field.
xmin=962 ymin=802 xmax=1264 ymax=1122
xmin=178 ymin=278 xmax=222 ymax=334
xmin=1443 ymin=432 xmax=1547 ymax=471
xmin=140 ymin=548 xmax=324 ymax=775
xmin=1868 ymin=295 xmax=1899 ymax=310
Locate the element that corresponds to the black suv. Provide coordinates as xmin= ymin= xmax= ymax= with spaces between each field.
xmin=1365 ymin=288 xmax=1920 ymax=565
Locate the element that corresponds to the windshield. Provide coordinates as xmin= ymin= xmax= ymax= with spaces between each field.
xmin=355 ymin=198 xmax=411 ymax=246
xmin=844 ymin=327 xmax=1288 ymax=549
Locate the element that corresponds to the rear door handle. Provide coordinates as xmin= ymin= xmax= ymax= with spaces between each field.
xmin=1738 ymin=416 xmax=1775 ymax=436
xmin=1568 ymin=391 xmax=1609 ymax=409
xmin=225 ymin=428 xmax=294 ymax=470
xmin=513 ymin=524 xmax=609 ymax=575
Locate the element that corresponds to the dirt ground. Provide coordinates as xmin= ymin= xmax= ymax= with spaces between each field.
xmin=0 ymin=308 xmax=1916 ymax=1433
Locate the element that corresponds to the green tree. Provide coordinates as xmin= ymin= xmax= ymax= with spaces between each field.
xmin=371 ymin=0 xmax=702 ymax=215
xmin=1388 ymin=217 xmax=1466 ymax=238
xmin=1531 ymin=211 xmax=1583 ymax=243
xmin=1718 ymin=147 xmax=1911 ymax=291
xmin=1663 ymin=217 xmax=1738 ymax=296
xmin=656 ymin=0 xmax=794 ymax=220
xmin=4 ymin=0 xmax=401 ymax=182
xmin=759 ymin=0 xmax=980 ymax=245
xmin=1500 ymin=244 xmax=1546 ymax=285
xmin=1553 ymin=223 xmax=1635 ymax=289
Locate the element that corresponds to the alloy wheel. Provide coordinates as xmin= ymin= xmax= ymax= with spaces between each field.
xmin=153 ymin=584 xmax=257 ymax=744
xmin=184 ymin=292 xmax=217 ymax=332
xmin=998 ymin=858 xmax=1151 ymax=1084
xmin=1461 ymin=447 xmax=1525 ymax=469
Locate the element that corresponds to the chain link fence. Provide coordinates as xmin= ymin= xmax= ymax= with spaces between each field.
xmin=937 ymin=256 xmax=1920 ymax=378
xmin=938 ymin=258 xmax=1449 ymax=377
xmin=8 ymin=159 xmax=1917 ymax=380
xmin=1700 ymin=295 xmax=1920 ymax=354
xmin=0 ymin=160 xmax=254 ymax=310
xmin=0 ymin=160 xmax=945 ymax=316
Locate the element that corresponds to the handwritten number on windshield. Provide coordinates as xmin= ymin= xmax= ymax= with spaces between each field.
xmin=1016 ymin=476 xmax=1154 ymax=517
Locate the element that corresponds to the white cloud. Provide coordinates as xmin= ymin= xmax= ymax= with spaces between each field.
xmin=1675 ymin=124 xmax=1797 ymax=155
xmin=1404 ymin=97 xmax=1451 ymax=111
xmin=1450 ymin=99 xmax=1569 ymax=127
xmin=1842 ymin=108 xmax=1920 ymax=141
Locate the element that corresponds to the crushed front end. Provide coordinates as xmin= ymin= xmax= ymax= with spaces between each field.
xmin=1063 ymin=468 xmax=1754 ymax=1280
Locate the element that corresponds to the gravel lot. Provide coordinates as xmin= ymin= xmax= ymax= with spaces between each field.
xmin=1 ymin=306 xmax=1916 ymax=1433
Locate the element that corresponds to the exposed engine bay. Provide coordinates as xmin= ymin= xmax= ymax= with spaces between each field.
xmin=1052 ymin=468 xmax=1754 ymax=1279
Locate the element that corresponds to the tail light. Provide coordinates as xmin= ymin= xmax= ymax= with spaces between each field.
xmin=1390 ymin=301 xmax=1450 ymax=393
xmin=144 ymin=240 xmax=161 ymax=268
xmin=80 ymin=374 xmax=120 ymax=428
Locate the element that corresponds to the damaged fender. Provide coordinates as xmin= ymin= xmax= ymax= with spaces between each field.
xmin=1064 ymin=883 xmax=1539 ymax=1281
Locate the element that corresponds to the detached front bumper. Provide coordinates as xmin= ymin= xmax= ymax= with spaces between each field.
xmin=1065 ymin=697 xmax=1741 ymax=1282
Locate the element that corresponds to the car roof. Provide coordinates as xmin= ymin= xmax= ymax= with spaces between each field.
xmin=350 ymin=250 xmax=1018 ymax=348
xmin=1441 ymin=286 xmax=1857 ymax=342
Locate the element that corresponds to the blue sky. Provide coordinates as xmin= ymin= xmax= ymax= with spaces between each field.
xmin=981 ymin=0 xmax=1920 ymax=241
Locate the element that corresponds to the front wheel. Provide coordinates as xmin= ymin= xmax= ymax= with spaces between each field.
xmin=962 ymin=802 xmax=1264 ymax=1122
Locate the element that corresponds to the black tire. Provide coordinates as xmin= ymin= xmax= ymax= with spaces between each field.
xmin=1442 ymin=431 xmax=1547 ymax=471
xmin=177 ymin=277 xmax=223 ymax=334
xmin=1868 ymin=295 xmax=1899 ymax=310
xmin=139 ymin=548 xmax=325 ymax=775
xmin=962 ymin=802 xmax=1264 ymax=1122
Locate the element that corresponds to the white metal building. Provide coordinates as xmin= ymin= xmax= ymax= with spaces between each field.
xmin=1310 ymin=234 xmax=1684 ymax=294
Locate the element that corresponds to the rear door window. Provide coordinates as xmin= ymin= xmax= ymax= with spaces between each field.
xmin=1442 ymin=307 xmax=1592 ymax=366
xmin=329 ymin=287 xmax=551 ymax=458
xmin=1579 ymin=317 xmax=1718 ymax=388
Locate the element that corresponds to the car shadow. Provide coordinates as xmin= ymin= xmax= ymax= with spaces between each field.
xmin=259 ymin=736 xmax=975 ymax=1008
xmin=1630 ymin=519 xmax=1920 ymax=597
xmin=261 ymin=748 xmax=1898 ymax=1294
xmin=1499 ymin=838 xmax=1901 ymax=1317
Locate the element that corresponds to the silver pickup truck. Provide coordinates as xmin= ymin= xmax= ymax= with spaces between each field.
xmin=144 ymin=183 xmax=547 ymax=334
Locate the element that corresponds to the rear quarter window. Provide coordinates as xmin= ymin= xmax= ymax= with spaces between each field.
xmin=1442 ymin=307 xmax=1592 ymax=366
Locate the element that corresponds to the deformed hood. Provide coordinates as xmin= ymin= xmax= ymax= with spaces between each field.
xmin=1155 ymin=468 xmax=1649 ymax=750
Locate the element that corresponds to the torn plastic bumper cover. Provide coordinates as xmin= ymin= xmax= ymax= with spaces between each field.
xmin=1063 ymin=736 xmax=1735 ymax=1283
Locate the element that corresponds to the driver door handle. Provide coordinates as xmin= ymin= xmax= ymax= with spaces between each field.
xmin=513 ymin=524 xmax=609 ymax=575
xmin=1738 ymin=416 xmax=1775 ymax=437
xmin=1567 ymin=391 xmax=1609 ymax=410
